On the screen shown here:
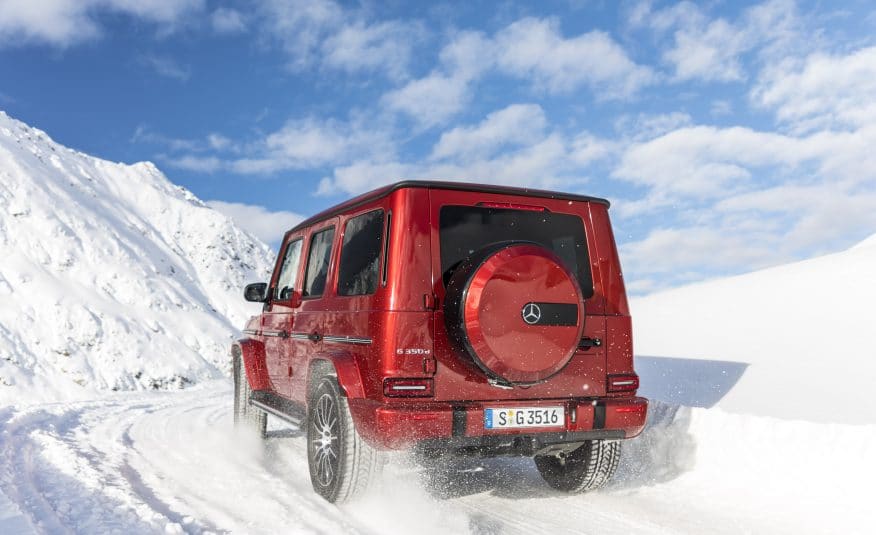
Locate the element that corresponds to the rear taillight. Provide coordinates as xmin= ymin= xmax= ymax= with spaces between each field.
xmin=383 ymin=378 xmax=434 ymax=397
xmin=607 ymin=373 xmax=639 ymax=393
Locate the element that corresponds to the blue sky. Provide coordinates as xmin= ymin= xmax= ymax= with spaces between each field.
xmin=1 ymin=0 xmax=875 ymax=294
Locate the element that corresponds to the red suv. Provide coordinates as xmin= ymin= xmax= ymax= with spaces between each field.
xmin=232 ymin=181 xmax=647 ymax=503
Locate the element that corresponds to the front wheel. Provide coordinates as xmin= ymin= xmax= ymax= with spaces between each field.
xmin=307 ymin=375 xmax=381 ymax=503
xmin=534 ymin=440 xmax=620 ymax=493
xmin=233 ymin=354 xmax=266 ymax=438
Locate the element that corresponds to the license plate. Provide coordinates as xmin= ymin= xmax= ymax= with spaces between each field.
xmin=484 ymin=406 xmax=565 ymax=429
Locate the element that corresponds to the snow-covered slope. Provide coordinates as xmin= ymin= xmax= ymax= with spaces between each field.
xmin=0 ymin=111 xmax=275 ymax=404
xmin=632 ymin=234 xmax=876 ymax=424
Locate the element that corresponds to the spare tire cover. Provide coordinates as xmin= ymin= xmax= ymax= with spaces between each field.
xmin=444 ymin=242 xmax=585 ymax=384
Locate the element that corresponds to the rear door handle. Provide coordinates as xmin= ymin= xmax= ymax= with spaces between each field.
xmin=578 ymin=337 xmax=602 ymax=350
xmin=308 ymin=331 xmax=322 ymax=343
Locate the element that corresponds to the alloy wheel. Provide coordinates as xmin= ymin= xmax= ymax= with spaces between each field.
xmin=311 ymin=392 xmax=339 ymax=487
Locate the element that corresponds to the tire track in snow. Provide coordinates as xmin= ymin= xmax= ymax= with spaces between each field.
xmin=4 ymin=383 xmax=872 ymax=534
xmin=0 ymin=387 xmax=713 ymax=535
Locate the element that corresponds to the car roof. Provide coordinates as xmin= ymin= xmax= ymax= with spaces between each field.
xmin=287 ymin=180 xmax=610 ymax=235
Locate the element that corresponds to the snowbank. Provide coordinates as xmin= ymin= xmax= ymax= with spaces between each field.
xmin=632 ymin=234 xmax=876 ymax=423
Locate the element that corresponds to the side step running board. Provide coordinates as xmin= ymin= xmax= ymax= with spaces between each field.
xmin=249 ymin=390 xmax=306 ymax=427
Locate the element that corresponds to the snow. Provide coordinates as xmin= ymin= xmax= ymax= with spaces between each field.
xmin=0 ymin=110 xmax=873 ymax=533
xmin=632 ymin=233 xmax=876 ymax=423
xmin=1 ymin=384 xmax=872 ymax=535
xmin=0 ymin=111 xmax=275 ymax=405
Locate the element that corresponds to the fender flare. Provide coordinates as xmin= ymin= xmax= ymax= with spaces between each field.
xmin=308 ymin=350 xmax=366 ymax=399
xmin=232 ymin=338 xmax=270 ymax=391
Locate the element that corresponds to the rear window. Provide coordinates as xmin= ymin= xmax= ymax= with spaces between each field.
xmin=439 ymin=205 xmax=593 ymax=297
xmin=337 ymin=210 xmax=384 ymax=296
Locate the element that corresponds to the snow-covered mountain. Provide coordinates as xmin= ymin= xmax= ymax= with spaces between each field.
xmin=632 ymin=233 xmax=876 ymax=424
xmin=0 ymin=111 xmax=275 ymax=404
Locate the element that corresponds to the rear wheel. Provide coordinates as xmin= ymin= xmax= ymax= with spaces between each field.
xmin=534 ymin=440 xmax=620 ymax=493
xmin=307 ymin=375 xmax=381 ymax=503
xmin=233 ymin=354 xmax=266 ymax=438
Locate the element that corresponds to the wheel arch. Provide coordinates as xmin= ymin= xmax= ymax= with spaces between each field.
xmin=232 ymin=338 xmax=270 ymax=391
xmin=307 ymin=350 xmax=366 ymax=400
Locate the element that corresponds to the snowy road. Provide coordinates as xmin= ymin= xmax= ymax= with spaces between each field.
xmin=1 ymin=381 xmax=872 ymax=535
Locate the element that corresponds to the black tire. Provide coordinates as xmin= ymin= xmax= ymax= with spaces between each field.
xmin=307 ymin=375 xmax=381 ymax=503
xmin=233 ymin=354 xmax=266 ymax=439
xmin=534 ymin=440 xmax=620 ymax=493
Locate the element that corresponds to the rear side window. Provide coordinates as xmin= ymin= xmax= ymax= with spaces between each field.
xmin=338 ymin=210 xmax=384 ymax=296
xmin=303 ymin=227 xmax=335 ymax=297
xmin=439 ymin=205 xmax=593 ymax=297
xmin=274 ymin=239 xmax=303 ymax=300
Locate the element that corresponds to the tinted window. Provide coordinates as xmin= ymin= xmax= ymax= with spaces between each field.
xmin=303 ymin=227 xmax=335 ymax=297
xmin=439 ymin=205 xmax=593 ymax=297
xmin=338 ymin=210 xmax=384 ymax=296
xmin=274 ymin=239 xmax=303 ymax=300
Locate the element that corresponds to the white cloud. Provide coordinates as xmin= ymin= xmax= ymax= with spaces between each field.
xmin=752 ymin=46 xmax=876 ymax=132
xmin=322 ymin=20 xmax=421 ymax=80
xmin=258 ymin=0 xmax=418 ymax=79
xmin=382 ymin=73 xmax=472 ymax=128
xmin=140 ymin=54 xmax=190 ymax=81
xmin=613 ymin=112 xmax=876 ymax=289
xmin=664 ymin=18 xmax=748 ymax=82
xmin=615 ymin=126 xmax=777 ymax=198
xmin=317 ymin=161 xmax=413 ymax=197
xmin=258 ymin=0 xmax=342 ymax=70
xmin=166 ymin=155 xmax=222 ymax=173
xmin=131 ymin=125 xmax=200 ymax=151
xmin=714 ymin=185 xmax=876 ymax=252
xmin=319 ymin=132 xmax=586 ymax=198
xmin=145 ymin=113 xmax=396 ymax=177
xmin=569 ymin=132 xmax=615 ymax=166
xmin=635 ymin=0 xmax=803 ymax=83
xmin=614 ymin=111 xmax=694 ymax=141
xmin=211 ymin=7 xmax=246 ymax=34
xmin=620 ymin=180 xmax=876 ymax=291
xmin=382 ymin=19 xmax=652 ymax=126
xmin=620 ymin=226 xmax=777 ymax=279
xmin=438 ymin=30 xmax=495 ymax=80
xmin=493 ymin=18 xmax=655 ymax=96
xmin=263 ymin=121 xmax=352 ymax=163
xmin=379 ymin=30 xmax=496 ymax=127
xmin=0 ymin=0 xmax=203 ymax=47
xmin=430 ymin=104 xmax=547 ymax=161
xmin=615 ymin=124 xmax=876 ymax=202
xmin=207 ymin=133 xmax=231 ymax=151
xmin=207 ymin=201 xmax=304 ymax=245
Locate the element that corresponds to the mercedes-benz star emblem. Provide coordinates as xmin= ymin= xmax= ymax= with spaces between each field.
xmin=522 ymin=303 xmax=542 ymax=325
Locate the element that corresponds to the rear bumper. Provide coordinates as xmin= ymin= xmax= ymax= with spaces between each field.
xmin=348 ymin=396 xmax=648 ymax=450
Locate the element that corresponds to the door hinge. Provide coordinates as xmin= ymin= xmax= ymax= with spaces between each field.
xmin=423 ymin=293 xmax=439 ymax=310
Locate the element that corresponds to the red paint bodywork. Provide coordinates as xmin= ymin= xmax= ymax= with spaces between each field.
xmin=232 ymin=181 xmax=647 ymax=449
